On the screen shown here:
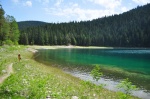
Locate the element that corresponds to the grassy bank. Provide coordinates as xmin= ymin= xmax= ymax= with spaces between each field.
xmin=0 ymin=45 xmax=139 ymax=99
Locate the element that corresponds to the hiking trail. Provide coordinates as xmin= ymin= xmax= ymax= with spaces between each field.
xmin=0 ymin=63 xmax=13 ymax=84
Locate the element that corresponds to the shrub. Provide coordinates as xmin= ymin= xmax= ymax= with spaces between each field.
xmin=90 ymin=65 xmax=103 ymax=82
xmin=117 ymin=78 xmax=138 ymax=98
xmin=3 ymin=40 xmax=14 ymax=45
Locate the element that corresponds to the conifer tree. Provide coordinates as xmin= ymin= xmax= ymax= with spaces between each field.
xmin=0 ymin=5 xmax=9 ymax=45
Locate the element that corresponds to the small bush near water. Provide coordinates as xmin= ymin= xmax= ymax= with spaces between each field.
xmin=117 ymin=78 xmax=138 ymax=99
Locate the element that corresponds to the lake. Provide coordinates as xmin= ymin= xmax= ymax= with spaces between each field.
xmin=34 ymin=47 xmax=150 ymax=99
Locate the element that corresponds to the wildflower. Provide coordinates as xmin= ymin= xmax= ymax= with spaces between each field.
xmin=93 ymin=93 xmax=96 ymax=96
xmin=22 ymin=79 xmax=28 ymax=85
xmin=72 ymin=96 xmax=78 ymax=99
xmin=46 ymin=95 xmax=51 ymax=99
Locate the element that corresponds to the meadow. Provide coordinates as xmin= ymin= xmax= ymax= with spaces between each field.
xmin=0 ymin=45 xmax=139 ymax=99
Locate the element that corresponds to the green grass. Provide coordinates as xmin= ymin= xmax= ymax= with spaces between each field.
xmin=0 ymin=45 xmax=139 ymax=99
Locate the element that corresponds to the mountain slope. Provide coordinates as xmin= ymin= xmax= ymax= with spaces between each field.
xmin=18 ymin=4 xmax=150 ymax=47
xmin=17 ymin=21 xmax=48 ymax=30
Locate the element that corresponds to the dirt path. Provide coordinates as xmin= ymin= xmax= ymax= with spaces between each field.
xmin=0 ymin=63 xmax=13 ymax=84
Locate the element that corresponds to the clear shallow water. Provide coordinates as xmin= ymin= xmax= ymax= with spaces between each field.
xmin=66 ymin=71 xmax=150 ymax=99
xmin=35 ymin=48 xmax=150 ymax=98
xmin=37 ymin=48 xmax=150 ymax=75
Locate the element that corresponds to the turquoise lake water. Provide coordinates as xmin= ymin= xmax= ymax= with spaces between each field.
xmin=35 ymin=48 xmax=150 ymax=92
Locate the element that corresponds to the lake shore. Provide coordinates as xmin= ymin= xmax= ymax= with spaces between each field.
xmin=0 ymin=45 xmax=139 ymax=99
xmin=28 ymin=45 xmax=113 ymax=50
xmin=28 ymin=45 xmax=150 ymax=50
xmin=32 ymin=45 xmax=150 ymax=99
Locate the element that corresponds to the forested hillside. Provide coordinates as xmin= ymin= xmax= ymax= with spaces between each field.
xmin=18 ymin=21 xmax=47 ymax=30
xmin=0 ymin=4 xmax=20 ymax=45
xmin=19 ymin=4 xmax=150 ymax=47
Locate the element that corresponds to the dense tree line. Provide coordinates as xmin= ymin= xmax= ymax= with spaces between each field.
xmin=19 ymin=4 xmax=150 ymax=47
xmin=0 ymin=4 xmax=19 ymax=45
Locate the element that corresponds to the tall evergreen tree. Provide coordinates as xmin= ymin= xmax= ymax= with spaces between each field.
xmin=6 ymin=15 xmax=20 ymax=44
xmin=0 ymin=4 xmax=20 ymax=45
xmin=0 ymin=5 xmax=9 ymax=45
